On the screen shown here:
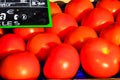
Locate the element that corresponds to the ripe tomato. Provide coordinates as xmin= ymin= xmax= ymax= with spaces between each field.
xmin=81 ymin=7 xmax=114 ymax=33
xmin=0 ymin=34 xmax=25 ymax=59
xmin=45 ymin=13 xmax=78 ymax=40
xmin=50 ymin=2 xmax=62 ymax=16
xmin=27 ymin=33 xmax=61 ymax=61
xmin=64 ymin=26 xmax=98 ymax=50
xmin=13 ymin=28 xmax=44 ymax=40
xmin=80 ymin=38 xmax=120 ymax=78
xmin=1 ymin=51 xmax=40 ymax=79
xmin=64 ymin=0 xmax=94 ymax=22
xmin=100 ymin=22 xmax=120 ymax=46
xmin=43 ymin=44 xmax=80 ymax=78
xmin=96 ymin=0 xmax=120 ymax=17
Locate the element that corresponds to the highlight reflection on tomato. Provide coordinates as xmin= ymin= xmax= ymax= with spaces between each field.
xmin=43 ymin=44 xmax=80 ymax=78
xmin=80 ymin=38 xmax=120 ymax=78
xmin=1 ymin=51 xmax=40 ymax=80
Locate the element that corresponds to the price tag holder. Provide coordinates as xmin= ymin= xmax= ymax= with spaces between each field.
xmin=0 ymin=0 xmax=52 ymax=28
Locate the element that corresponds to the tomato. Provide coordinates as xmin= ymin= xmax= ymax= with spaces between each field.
xmin=0 ymin=34 xmax=25 ymax=59
xmin=96 ymin=0 xmax=120 ymax=17
xmin=81 ymin=7 xmax=114 ymax=33
xmin=45 ymin=13 xmax=78 ymax=40
xmin=1 ymin=51 xmax=40 ymax=79
xmin=80 ymin=38 xmax=120 ymax=78
xmin=27 ymin=33 xmax=61 ymax=61
xmin=43 ymin=44 xmax=80 ymax=78
xmin=50 ymin=2 xmax=62 ymax=16
xmin=64 ymin=0 xmax=94 ymax=22
xmin=64 ymin=26 xmax=98 ymax=50
xmin=100 ymin=22 xmax=120 ymax=46
xmin=13 ymin=28 xmax=44 ymax=40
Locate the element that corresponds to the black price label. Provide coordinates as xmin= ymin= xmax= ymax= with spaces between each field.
xmin=0 ymin=0 xmax=52 ymax=28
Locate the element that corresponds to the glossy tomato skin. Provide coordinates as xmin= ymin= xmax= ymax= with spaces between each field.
xmin=1 ymin=51 xmax=40 ymax=80
xmin=100 ymin=22 xmax=120 ymax=46
xmin=43 ymin=44 xmax=80 ymax=78
xmin=0 ymin=34 xmax=25 ymax=59
xmin=81 ymin=8 xmax=114 ymax=33
xmin=13 ymin=28 xmax=44 ymax=40
xmin=64 ymin=0 xmax=94 ymax=22
xmin=50 ymin=2 xmax=62 ymax=16
xmin=96 ymin=0 xmax=120 ymax=17
xmin=45 ymin=13 xmax=78 ymax=40
xmin=64 ymin=26 xmax=98 ymax=50
xmin=27 ymin=33 xmax=61 ymax=61
xmin=80 ymin=38 xmax=120 ymax=78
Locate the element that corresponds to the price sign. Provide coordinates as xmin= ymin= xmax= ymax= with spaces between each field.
xmin=0 ymin=0 xmax=52 ymax=28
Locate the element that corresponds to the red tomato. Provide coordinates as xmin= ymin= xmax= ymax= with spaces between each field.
xmin=64 ymin=0 xmax=94 ymax=22
xmin=1 ymin=51 xmax=40 ymax=79
xmin=80 ymin=38 xmax=120 ymax=78
xmin=96 ymin=0 xmax=120 ymax=16
xmin=27 ymin=33 xmax=61 ymax=61
xmin=45 ymin=13 xmax=78 ymax=40
xmin=64 ymin=26 xmax=98 ymax=50
xmin=0 ymin=34 xmax=25 ymax=59
xmin=100 ymin=22 xmax=120 ymax=46
xmin=50 ymin=2 xmax=62 ymax=16
xmin=13 ymin=28 xmax=44 ymax=40
xmin=81 ymin=7 xmax=114 ymax=33
xmin=43 ymin=44 xmax=80 ymax=78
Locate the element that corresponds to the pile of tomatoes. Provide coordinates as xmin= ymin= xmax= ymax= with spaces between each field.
xmin=1 ymin=0 xmax=120 ymax=79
